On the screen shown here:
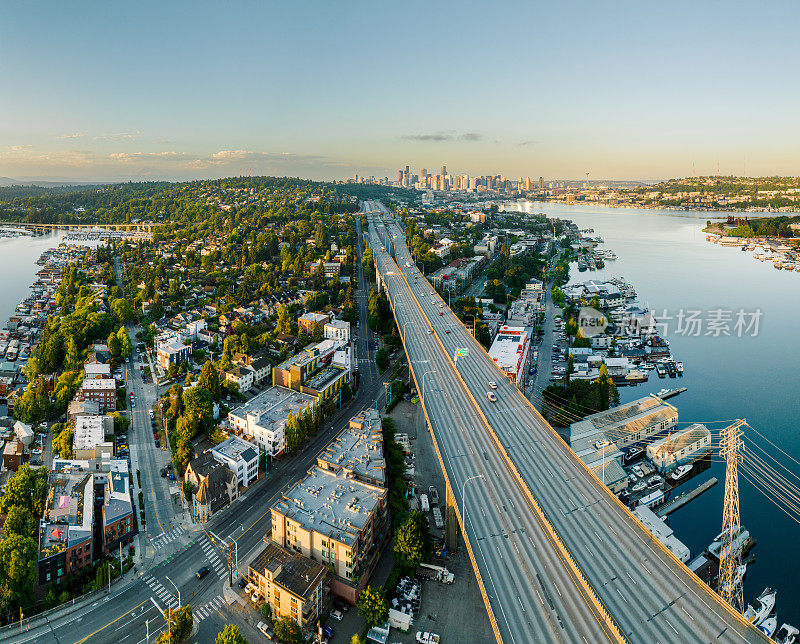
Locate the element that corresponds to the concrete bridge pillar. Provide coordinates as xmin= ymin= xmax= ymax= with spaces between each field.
xmin=445 ymin=484 xmax=459 ymax=552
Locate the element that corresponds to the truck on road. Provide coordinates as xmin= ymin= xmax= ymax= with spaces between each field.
xmin=432 ymin=506 xmax=444 ymax=529
xmin=428 ymin=486 xmax=439 ymax=506
xmin=419 ymin=494 xmax=430 ymax=512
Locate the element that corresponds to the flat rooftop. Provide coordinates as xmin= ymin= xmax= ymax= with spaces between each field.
xmin=81 ymin=378 xmax=115 ymax=390
xmin=73 ymin=415 xmax=110 ymax=450
xmin=275 ymin=339 xmax=339 ymax=371
xmin=318 ymin=408 xmax=385 ymax=484
xmin=488 ymin=326 xmax=530 ymax=370
xmin=212 ymin=436 xmax=259 ymax=464
xmin=304 ymin=365 xmax=347 ymax=391
xmin=273 ymin=466 xmax=386 ymax=546
xmin=228 ymin=386 xmax=316 ymax=426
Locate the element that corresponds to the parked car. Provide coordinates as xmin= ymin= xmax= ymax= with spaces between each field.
xmin=330 ymin=609 xmax=343 ymax=621
xmin=322 ymin=626 xmax=335 ymax=639
xmin=257 ymin=622 xmax=273 ymax=639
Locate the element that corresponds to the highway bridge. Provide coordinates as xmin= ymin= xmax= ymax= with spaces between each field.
xmin=363 ymin=200 xmax=765 ymax=644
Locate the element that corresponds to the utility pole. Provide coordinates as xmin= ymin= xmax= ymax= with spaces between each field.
xmin=719 ymin=419 xmax=746 ymax=612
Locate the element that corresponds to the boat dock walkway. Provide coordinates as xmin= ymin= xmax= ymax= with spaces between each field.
xmin=657 ymin=477 xmax=717 ymax=517
xmin=657 ymin=386 xmax=687 ymax=400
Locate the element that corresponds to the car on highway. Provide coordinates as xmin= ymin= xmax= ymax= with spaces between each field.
xmin=427 ymin=329 xmax=433 ymax=335
xmin=196 ymin=566 xmax=210 ymax=579
xmin=444 ymin=329 xmax=450 ymax=334
xmin=439 ymin=311 xmax=443 ymax=316
xmin=487 ymin=391 xmax=498 ymax=402
xmin=488 ymin=381 xmax=497 ymax=389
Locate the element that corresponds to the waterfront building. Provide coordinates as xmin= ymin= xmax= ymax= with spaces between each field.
xmin=569 ymin=395 xmax=678 ymax=449
xmin=646 ymin=423 xmax=712 ymax=471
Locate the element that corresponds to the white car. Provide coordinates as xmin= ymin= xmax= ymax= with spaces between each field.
xmin=488 ymin=381 xmax=497 ymax=389
xmin=487 ymin=391 xmax=498 ymax=402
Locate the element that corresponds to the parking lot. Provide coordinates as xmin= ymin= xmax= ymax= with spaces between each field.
xmin=386 ymin=400 xmax=495 ymax=643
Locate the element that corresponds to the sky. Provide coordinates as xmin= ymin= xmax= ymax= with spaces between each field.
xmin=1 ymin=0 xmax=799 ymax=183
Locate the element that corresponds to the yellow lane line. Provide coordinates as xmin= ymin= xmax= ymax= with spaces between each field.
xmin=75 ymin=598 xmax=149 ymax=644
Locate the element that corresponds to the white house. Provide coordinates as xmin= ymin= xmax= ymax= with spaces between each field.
xmin=210 ymin=436 xmax=260 ymax=487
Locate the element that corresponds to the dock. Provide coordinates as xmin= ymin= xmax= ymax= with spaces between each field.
xmin=656 ymin=477 xmax=717 ymax=517
xmin=655 ymin=387 xmax=687 ymax=400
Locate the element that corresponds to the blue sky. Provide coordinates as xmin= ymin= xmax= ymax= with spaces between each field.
xmin=1 ymin=1 xmax=799 ymax=182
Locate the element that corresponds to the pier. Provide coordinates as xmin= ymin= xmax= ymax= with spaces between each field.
xmin=656 ymin=476 xmax=717 ymax=517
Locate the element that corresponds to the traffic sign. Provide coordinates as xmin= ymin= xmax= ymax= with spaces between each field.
xmin=455 ymin=348 xmax=469 ymax=357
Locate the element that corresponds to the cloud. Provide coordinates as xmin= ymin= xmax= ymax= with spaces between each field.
xmin=401 ymin=131 xmax=482 ymax=142
xmin=56 ymin=133 xmax=86 ymax=140
xmin=93 ymin=131 xmax=141 ymax=142
xmin=109 ymin=151 xmax=187 ymax=162
xmin=1 ymin=147 xmax=96 ymax=167
xmin=518 ymin=139 xmax=540 ymax=147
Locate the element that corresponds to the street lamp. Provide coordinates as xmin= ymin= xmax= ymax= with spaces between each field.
xmin=165 ymin=576 xmax=181 ymax=609
xmin=402 ymin=320 xmax=416 ymax=337
xmin=462 ymin=475 xmax=485 ymax=537
xmin=421 ymin=369 xmax=437 ymax=396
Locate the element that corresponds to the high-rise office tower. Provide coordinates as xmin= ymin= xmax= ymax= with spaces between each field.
xmin=539 ymin=176 xmax=544 ymax=190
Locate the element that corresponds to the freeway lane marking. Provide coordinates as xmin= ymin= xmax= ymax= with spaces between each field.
xmin=75 ymin=598 xmax=149 ymax=644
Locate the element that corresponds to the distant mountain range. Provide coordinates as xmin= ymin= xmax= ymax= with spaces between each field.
xmin=0 ymin=176 xmax=109 ymax=187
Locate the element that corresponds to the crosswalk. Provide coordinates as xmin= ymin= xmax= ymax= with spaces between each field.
xmin=142 ymin=574 xmax=179 ymax=611
xmin=150 ymin=525 xmax=186 ymax=549
xmin=194 ymin=595 xmax=226 ymax=621
xmin=199 ymin=536 xmax=227 ymax=578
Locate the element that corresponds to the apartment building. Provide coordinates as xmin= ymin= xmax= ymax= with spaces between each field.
xmin=271 ymin=466 xmax=388 ymax=601
xmin=323 ymin=319 xmax=350 ymax=343
xmin=317 ymin=409 xmax=385 ymax=487
xmin=298 ymin=312 xmax=329 ymax=335
xmin=210 ymin=436 xmax=259 ymax=488
xmin=72 ymin=414 xmax=114 ymax=460
xmin=227 ymin=386 xmax=317 ymax=456
xmin=248 ymin=542 xmax=327 ymax=629
xmin=80 ymin=378 xmax=116 ymax=412
xmin=101 ymin=462 xmax=135 ymax=555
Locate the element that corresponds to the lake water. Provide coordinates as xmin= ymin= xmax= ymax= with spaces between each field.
xmin=504 ymin=201 xmax=800 ymax=625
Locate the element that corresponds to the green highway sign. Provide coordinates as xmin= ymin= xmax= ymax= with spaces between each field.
xmin=455 ymin=348 xmax=469 ymax=357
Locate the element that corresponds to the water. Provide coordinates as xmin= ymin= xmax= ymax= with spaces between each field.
xmin=504 ymin=201 xmax=800 ymax=625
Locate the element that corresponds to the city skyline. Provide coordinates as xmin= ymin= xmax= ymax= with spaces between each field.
xmin=2 ymin=1 xmax=800 ymax=182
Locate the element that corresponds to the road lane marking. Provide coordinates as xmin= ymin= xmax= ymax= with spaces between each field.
xmin=76 ymin=599 xmax=149 ymax=644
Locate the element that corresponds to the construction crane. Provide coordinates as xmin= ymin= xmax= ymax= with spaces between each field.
xmin=718 ymin=419 xmax=746 ymax=612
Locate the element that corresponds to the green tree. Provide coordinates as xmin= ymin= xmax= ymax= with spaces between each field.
xmin=0 ymin=533 xmax=37 ymax=607
xmin=394 ymin=512 xmax=431 ymax=570
xmin=273 ymin=616 xmax=302 ymax=644
xmin=315 ymin=222 xmax=328 ymax=249
xmin=183 ymin=386 xmax=214 ymax=432
xmin=311 ymin=320 xmax=323 ymax=343
xmin=356 ymin=585 xmax=388 ymax=627
xmin=260 ymin=603 xmax=271 ymax=620
xmin=0 ymin=463 xmax=49 ymax=516
xmin=107 ymin=330 xmax=121 ymax=357
xmin=117 ymin=325 xmax=132 ymax=357
xmin=111 ymin=298 xmax=134 ymax=323
xmin=215 ymin=624 xmax=248 ymax=644
xmin=3 ymin=505 xmax=36 ymax=538
xmin=198 ymin=360 xmax=222 ymax=400
xmin=276 ymin=304 xmax=293 ymax=335
xmin=376 ymin=347 xmax=390 ymax=373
